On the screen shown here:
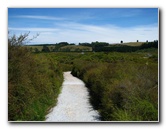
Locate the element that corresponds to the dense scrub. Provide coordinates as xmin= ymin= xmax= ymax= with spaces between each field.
xmin=43 ymin=52 xmax=81 ymax=71
xmin=8 ymin=36 xmax=63 ymax=121
xmin=71 ymin=50 xmax=158 ymax=121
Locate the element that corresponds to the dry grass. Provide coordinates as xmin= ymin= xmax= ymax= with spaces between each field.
xmin=122 ymin=42 xmax=145 ymax=46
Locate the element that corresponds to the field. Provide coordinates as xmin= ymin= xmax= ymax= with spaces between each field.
xmin=8 ymin=36 xmax=159 ymax=121
xmin=26 ymin=45 xmax=55 ymax=52
xmin=122 ymin=42 xmax=145 ymax=46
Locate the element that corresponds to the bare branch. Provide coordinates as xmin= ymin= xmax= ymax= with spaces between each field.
xmin=8 ymin=32 xmax=39 ymax=46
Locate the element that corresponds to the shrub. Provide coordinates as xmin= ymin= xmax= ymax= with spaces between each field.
xmin=71 ymin=51 xmax=158 ymax=121
xmin=8 ymin=33 xmax=63 ymax=121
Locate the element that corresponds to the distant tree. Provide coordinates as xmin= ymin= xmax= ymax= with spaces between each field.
xmin=8 ymin=32 xmax=39 ymax=65
xmin=34 ymin=48 xmax=39 ymax=53
xmin=146 ymin=40 xmax=148 ymax=43
xmin=120 ymin=40 xmax=123 ymax=43
xmin=42 ymin=46 xmax=50 ymax=52
xmin=154 ymin=40 xmax=158 ymax=43
xmin=137 ymin=40 xmax=139 ymax=42
xmin=69 ymin=43 xmax=75 ymax=45
xmin=79 ymin=43 xmax=91 ymax=47
xmin=91 ymin=41 xmax=109 ymax=51
xmin=58 ymin=42 xmax=69 ymax=46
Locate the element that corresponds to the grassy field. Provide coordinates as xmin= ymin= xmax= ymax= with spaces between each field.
xmin=26 ymin=45 xmax=55 ymax=52
xmin=122 ymin=42 xmax=145 ymax=46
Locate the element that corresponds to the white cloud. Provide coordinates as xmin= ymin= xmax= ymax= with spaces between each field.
xmin=9 ymin=22 xmax=158 ymax=44
xmin=14 ymin=15 xmax=65 ymax=20
xmin=9 ymin=27 xmax=59 ymax=32
xmin=52 ymin=22 xmax=158 ymax=43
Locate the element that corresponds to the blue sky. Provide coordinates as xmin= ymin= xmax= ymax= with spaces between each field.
xmin=8 ymin=8 xmax=158 ymax=44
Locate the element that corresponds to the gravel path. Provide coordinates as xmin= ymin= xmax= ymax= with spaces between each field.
xmin=45 ymin=71 xmax=100 ymax=122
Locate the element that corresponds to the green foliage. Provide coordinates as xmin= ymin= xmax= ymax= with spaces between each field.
xmin=43 ymin=52 xmax=82 ymax=71
xmin=91 ymin=41 xmax=109 ymax=51
xmin=42 ymin=45 xmax=50 ymax=52
xmin=71 ymin=50 xmax=158 ymax=121
xmin=8 ymin=34 xmax=63 ymax=121
xmin=92 ymin=41 xmax=158 ymax=52
xmin=140 ymin=41 xmax=158 ymax=49
xmin=79 ymin=43 xmax=92 ymax=47
xmin=59 ymin=45 xmax=92 ymax=52
xmin=34 ymin=48 xmax=39 ymax=53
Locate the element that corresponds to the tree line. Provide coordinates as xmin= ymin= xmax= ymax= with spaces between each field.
xmin=32 ymin=40 xmax=158 ymax=53
xmin=79 ymin=41 xmax=158 ymax=52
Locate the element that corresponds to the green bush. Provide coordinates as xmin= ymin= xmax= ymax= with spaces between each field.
xmin=8 ymin=34 xmax=63 ymax=121
xmin=71 ymin=51 xmax=158 ymax=121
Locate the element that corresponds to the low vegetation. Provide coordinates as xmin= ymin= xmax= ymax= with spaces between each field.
xmin=59 ymin=45 xmax=92 ymax=52
xmin=71 ymin=50 xmax=158 ymax=121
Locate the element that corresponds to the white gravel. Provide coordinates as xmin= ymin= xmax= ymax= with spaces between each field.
xmin=45 ymin=71 xmax=100 ymax=122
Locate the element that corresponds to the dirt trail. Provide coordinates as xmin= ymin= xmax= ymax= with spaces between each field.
xmin=46 ymin=71 xmax=100 ymax=122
